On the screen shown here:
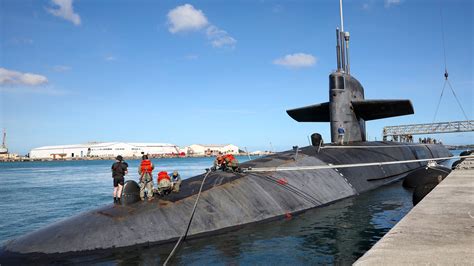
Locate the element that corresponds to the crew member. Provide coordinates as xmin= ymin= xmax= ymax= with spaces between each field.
xmin=157 ymin=171 xmax=172 ymax=195
xmin=138 ymin=154 xmax=154 ymax=201
xmin=213 ymin=152 xmax=225 ymax=170
xmin=111 ymin=155 xmax=128 ymax=204
xmin=337 ymin=125 xmax=345 ymax=145
xmin=223 ymin=154 xmax=240 ymax=172
xmin=171 ymin=171 xmax=182 ymax=193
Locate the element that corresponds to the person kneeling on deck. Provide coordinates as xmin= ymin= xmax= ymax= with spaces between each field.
xmin=157 ymin=171 xmax=172 ymax=195
xmin=171 ymin=171 xmax=182 ymax=193
xmin=212 ymin=152 xmax=225 ymax=171
xmin=223 ymin=154 xmax=240 ymax=172
xmin=138 ymin=155 xmax=154 ymax=201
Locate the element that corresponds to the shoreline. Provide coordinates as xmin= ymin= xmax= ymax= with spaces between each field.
xmin=1 ymin=143 xmax=471 ymax=163
xmin=0 ymin=153 xmax=271 ymax=163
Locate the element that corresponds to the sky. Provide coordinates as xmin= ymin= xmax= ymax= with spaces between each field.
xmin=1 ymin=0 xmax=473 ymax=155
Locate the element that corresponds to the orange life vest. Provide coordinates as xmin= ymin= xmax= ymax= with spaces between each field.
xmin=158 ymin=171 xmax=171 ymax=182
xmin=140 ymin=160 xmax=153 ymax=173
xmin=224 ymin=154 xmax=236 ymax=162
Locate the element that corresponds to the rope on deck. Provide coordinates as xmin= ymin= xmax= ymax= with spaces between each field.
xmin=244 ymin=155 xmax=473 ymax=173
xmin=163 ymin=169 xmax=212 ymax=266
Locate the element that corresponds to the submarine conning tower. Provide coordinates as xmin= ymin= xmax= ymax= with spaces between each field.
xmin=287 ymin=0 xmax=414 ymax=143
xmin=329 ymin=72 xmax=366 ymax=142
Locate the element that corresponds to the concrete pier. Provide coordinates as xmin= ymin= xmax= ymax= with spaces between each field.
xmin=355 ymin=158 xmax=474 ymax=265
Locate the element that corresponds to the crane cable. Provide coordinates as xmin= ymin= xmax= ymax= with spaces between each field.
xmin=432 ymin=4 xmax=470 ymax=123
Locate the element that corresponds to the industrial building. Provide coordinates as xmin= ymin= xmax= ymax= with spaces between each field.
xmin=185 ymin=144 xmax=239 ymax=156
xmin=29 ymin=142 xmax=181 ymax=159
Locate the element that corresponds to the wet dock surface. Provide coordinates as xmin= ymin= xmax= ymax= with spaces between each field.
xmin=355 ymin=157 xmax=474 ymax=265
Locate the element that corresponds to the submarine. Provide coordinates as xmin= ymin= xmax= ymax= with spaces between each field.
xmin=2 ymin=1 xmax=451 ymax=258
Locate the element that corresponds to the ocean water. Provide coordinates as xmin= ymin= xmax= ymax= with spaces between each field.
xmin=0 ymin=153 xmax=459 ymax=265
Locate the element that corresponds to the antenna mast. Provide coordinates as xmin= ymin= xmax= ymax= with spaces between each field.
xmin=336 ymin=0 xmax=351 ymax=74
xmin=339 ymin=0 xmax=344 ymax=32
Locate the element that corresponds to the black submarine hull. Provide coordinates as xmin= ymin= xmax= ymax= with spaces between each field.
xmin=2 ymin=142 xmax=451 ymax=255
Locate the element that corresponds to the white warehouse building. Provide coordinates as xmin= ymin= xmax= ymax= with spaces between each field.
xmin=29 ymin=142 xmax=180 ymax=159
xmin=185 ymin=144 xmax=239 ymax=156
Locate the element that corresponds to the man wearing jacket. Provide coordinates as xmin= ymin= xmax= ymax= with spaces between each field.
xmin=138 ymin=154 xmax=154 ymax=201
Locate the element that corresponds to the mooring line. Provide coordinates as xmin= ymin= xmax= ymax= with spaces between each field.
xmin=320 ymin=144 xmax=436 ymax=149
xmin=244 ymin=155 xmax=472 ymax=173
xmin=163 ymin=169 xmax=212 ymax=266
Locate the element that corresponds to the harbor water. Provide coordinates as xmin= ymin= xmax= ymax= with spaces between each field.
xmin=0 ymin=154 xmax=458 ymax=265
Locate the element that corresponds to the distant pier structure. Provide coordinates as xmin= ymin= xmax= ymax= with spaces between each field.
xmin=0 ymin=129 xmax=8 ymax=154
xmin=0 ymin=129 xmax=19 ymax=160
xmin=383 ymin=120 xmax=473 ymax=141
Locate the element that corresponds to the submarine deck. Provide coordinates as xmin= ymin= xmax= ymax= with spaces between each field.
xmin=354 ymin=158 xmax=474 ymax=265
xmin=2 ymin=142 xmax=451 ymax=254
xmin=164 ymin=141 xmax=450 ymax=202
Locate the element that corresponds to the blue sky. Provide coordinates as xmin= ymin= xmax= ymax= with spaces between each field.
xmin=1 ymin=0 xmax=472 ymax=154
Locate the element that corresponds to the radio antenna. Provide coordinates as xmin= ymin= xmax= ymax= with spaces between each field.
xmin=339 ymin=0 xmax=344 ymax=32
xmin=336 ymin=0 xmax=351 ymax=74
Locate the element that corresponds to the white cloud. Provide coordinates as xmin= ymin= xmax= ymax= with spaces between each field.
xmin=0 ymin=68 xmax=48 ymax=86
xmin=273 ymin=53 xmax=317 ymax=68
xmin=167 ymin=4 xmax=236 ymax=49
xmin=52 ymin=65 xmax=71 ymax=72
xmin=385 ymin=0 xmax=401 ymax=8
xmin=206 ymin=26 xmax=236 ymax=48
xmin=47 ymin=0 xmax=81 ymax=26
xmin=0 ymin=68 xmax=68 ymax=95
xmin=167 ymin=4 xmax=209 ymax=33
